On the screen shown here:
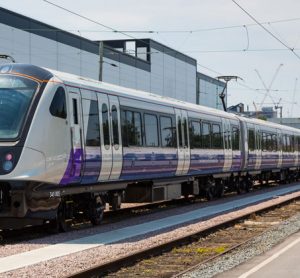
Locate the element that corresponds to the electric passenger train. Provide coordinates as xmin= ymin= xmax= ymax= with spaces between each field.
xmin=0 ymin=63 xmax=299 ymax=230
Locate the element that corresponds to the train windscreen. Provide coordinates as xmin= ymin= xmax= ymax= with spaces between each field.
xmin=0 ymin=75 xmax=38 ymax=140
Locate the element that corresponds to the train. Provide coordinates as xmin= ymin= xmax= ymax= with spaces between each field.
xmin=0 ymin=63 xmax=299 ymax=231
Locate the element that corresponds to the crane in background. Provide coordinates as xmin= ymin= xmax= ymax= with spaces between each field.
xmin=255 ymin=63 xmax=283 ymax=110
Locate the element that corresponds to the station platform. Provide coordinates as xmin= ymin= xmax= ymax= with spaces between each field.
xmin=216 ymin=230 xmax=300 ymax=278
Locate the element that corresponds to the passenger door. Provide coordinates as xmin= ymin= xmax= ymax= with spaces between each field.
xmin=222 ymin=119 xmax=233 ymax=172
xmin=108 ymin=95 xmax=123 ymax=180
xmin=277 ymin=129 xmax=283 ymax=168
xmin=98 ymin=93 xmax=122 ymax=181
xmin=175 ymin=109 xmax=190 ymax=175
xmin=255 ymin=126 xmax=262 ymax=170
xmin=67 ymin=88 xmax=84 ymax=183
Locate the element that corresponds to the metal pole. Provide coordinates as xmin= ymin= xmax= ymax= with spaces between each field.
xmin=99 ymin=41 xmax=104 ymax=82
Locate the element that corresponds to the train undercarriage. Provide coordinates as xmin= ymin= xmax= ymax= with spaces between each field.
xmin=0 ymin=168 xmax=299 ymax=231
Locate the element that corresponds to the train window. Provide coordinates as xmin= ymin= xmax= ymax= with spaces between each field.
xmin=262 ymin=132 xmax=267 ymax=151
xmin=72 ymin=98 xmax=79 ymax=125
xmin=183 ymin=118 xmax=188 ymax=147
xmin=272 ymin=134 xmax=277 ymax=151
xmin=85 ymin=100 xmax=100 ymax=146
xmin=161 ymin=116 xmax=176 ymax=147
xmin=212 ymin=124 xmax=222 ymax=149
xmin=102 ymin=103 xmax=110 ymax=147
xmin=144 ymin=114 xmax=158 ymax=147
xmin=291 ymin=136 xmax=295 ymax=152
xmin=285 ymin=135 xmax=290 ymax=152
xmin=202 ymin=122 xmax=211 ymax=149
xmin=50 ymin=87 xmax=67 ymax=119
xmin=177 ymin=117 xmax=183 ymax=147
xmin=232 ymin=126 xmax=240 ymax=150
xmin=282 ymin=135 xmax=287 ymax=152
xmin=112 ymin=105 xmax=119 ymax=145
xmin=248 ymin=129 xmax=255 ymax=151
xmin=190 ymin=120 xmax=201 ymax=148
xmin=121 ymin=110 xmax=142 ymax=146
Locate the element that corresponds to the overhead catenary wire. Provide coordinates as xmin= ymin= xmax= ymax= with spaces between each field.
xmin=232 ymin=0 xmax=300 ymax=61
xmin=41 ymin=0 xmax=297 ymax=109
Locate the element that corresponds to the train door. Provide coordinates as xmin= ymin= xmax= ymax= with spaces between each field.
xmin=277 ymin=129 xmax=283 ymax=168
xmin=222 ymin=118 xmax=232 ymax=172
xmin=255 ymin=126 xmax=262 ymax=170
xmin=81 ymin=93 xmax=101 ymax=184
xmin=98 ymin=93 xmax=122 ymax=181
xmin=108 ymin=95 xmax=123 ymax=180
xmin=175 ymin=109 xmax=190 ymax=175
xmin=67 ymin=88 xmax=84 ymax=183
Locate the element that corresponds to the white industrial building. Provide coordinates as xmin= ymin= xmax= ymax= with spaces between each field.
xmin=0 ymin=7 xmax=225 ymax=109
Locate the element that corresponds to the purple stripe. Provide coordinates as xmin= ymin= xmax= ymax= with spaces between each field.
xmin=60 ymin=148 xmax=83 ymax=185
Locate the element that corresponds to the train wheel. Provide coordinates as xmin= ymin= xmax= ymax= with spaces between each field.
xmin=57 ymin=202 xmax=71 ymax=232
xmin=215 ymin=180 xmax=224 ymax=198
xmin=206 ymin=178 xmax=216 ymax=200
xmin=89 ymin=195 xmax=105 ymax=226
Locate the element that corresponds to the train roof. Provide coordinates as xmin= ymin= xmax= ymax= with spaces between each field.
xmin=46 ymin=66 xmax=300 ymax=134
xmin=46 ymin=67 xmax=238 ymax=119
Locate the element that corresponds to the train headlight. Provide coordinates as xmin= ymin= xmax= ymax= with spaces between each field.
xmin=3 ymin=153 xmax=13 ymax=172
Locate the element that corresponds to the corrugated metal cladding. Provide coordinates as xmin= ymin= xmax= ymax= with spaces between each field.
xmin=0 ymin=7 xmax=225 ymax=109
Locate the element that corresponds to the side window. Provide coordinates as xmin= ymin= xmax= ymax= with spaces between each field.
xmin=102 ymin=103 xmax=110 ymax=146
xmin=183 ymin=118 xmax=188 ymax=147
xmin=232 ymin=126 xmax=240 ymax=150
xmin=190 ymin=120 xmax=201 ymax=149
xmin=72 ymin=98 xmax=78 ymax=125
xmin=212 ymin=124 xmax=222 ymax=149
xmin=121 ymin=110 xmax=128 ymax=146
xmin=144 ymin=114 xmax=158 ymax=147
xmin=202 ymin=122 xmax=211 ymax=149
xmin=111 ymin=105 xmax=119 ymax=145
xmin=262 ymin=132 xmax=267 ymax=151
xmin=282 ymin=134 xmax=287 ymax=152
xmin=161 ymin=116 xmax=176 ymax=147
xmin=50 ymin=87 xmax=67 ymax=119
xmin=248 ymin=129 xmax=255 ymax=151
xmin=272 ymin=134 xmax=277 ymax=151
xmin=85 ymin=100 xmax=100 ymax=146
xmin=177 ymin=117 xmax=183 ymax=147
xmin=122 ymin=110 xmax=142 ymax=146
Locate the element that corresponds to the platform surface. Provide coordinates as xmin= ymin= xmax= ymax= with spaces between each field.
xmin=1 ymin=184 xmax=300 ymax=274
xmin=217 ymin=230 xmax=300 ymax=278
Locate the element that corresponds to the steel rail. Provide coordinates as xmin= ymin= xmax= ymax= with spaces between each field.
xmin=67 ymin=191 xmax=300 ymax=278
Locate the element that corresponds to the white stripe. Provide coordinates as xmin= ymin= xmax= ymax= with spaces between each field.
xmin=238 ymin=235 xmax=300 ymax=278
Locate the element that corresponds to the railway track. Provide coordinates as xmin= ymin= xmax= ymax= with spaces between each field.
xmin=0 ymin=181 xmax=273 ymax=244
xmin=0 ymin=196 xmax=198 ymax=244
xmin=67 ymin=188 xmax=300 ymax=278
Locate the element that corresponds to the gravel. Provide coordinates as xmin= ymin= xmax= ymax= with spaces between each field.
xmin=180 ymin=212 xmax=300 ymax=278
xmin=1 ymin=188 xmax=300 ymax=278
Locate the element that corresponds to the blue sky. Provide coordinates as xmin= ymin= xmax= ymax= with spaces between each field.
xmin=1 ymin=0 xmax=300 ymax=116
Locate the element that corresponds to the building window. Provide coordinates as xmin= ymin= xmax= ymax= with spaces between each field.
xmin=49 ymin=87 xmax=67 ymax=119
xmin=144 ymin=114 xmax=158 ymax=147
